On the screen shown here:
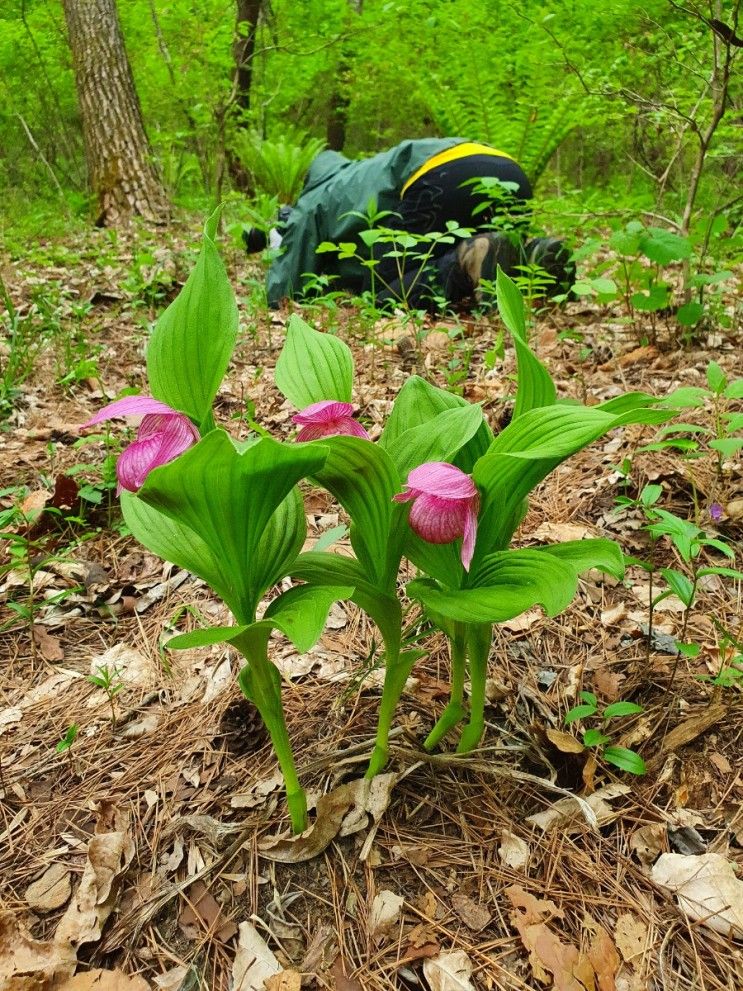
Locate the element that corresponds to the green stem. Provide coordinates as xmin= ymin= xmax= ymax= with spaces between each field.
xmin=456 ymin=623 xmax=492 ymax=753
xmin=366 ymin=646 xmax=418 ymax=778
xmin=234 ymin=627 xmax=307 ymax=834
xmin=424 ymin=624 xmax=467 ymax=751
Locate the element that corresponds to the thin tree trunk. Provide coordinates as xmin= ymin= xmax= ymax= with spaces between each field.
xmin=326 ymin=0 xmax=362 ymax=151
xmin=62 ymin=0 xmax=168 ymax=226
xmin=234 ymin=0 xmax=263 ymax=122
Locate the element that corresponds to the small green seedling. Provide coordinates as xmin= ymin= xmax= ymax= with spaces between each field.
xmin=55 ymin=723 xmax=79 ymax=753
xmin=565 ymin=692 xmax=646 ymax=774
xmin=88 ymin=665 xmax=124 ymax=728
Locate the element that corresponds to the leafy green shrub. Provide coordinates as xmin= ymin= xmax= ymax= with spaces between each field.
xmin=233 ymin=129 xmax=325 ymax=203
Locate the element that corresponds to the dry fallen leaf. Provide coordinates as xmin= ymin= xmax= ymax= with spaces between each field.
xmin=506 ymin=888 xmax=620 ymax=991
xmin=422 ymin=949 xmax=475 ymax=991
xmin=546 ymin=729 xmax=585 ymax=755
xmin=264 ymin=971 xmax=301 ymax=991
xmin=651 ymin=852 xmax=743 ymax=938
xmin=0 ymin=707 xmax=22 ymax=735
xmin=614 ymin=912 xmax=648 ymax=963
xmin=25 ymin=863 xmax=72 ymax=913
xmin=259 ymin=773 xmax=399 ymax=863
xmin=533 ymin=522 xmax=595 ymax=542
xmin=526 ymin=784 xmax=630 ymax=833
xmin=57 ymin=969 xmax=151 ymax=991
xmin=0 ymin=912 xmax=75 ymax=987
xmin=498 ymin=830 xmax=530 ymax=870
xmin=54 ymin=810 xmax=135 ymax=953
xmin=232 ymin=921 xmax=281 ymax=991
xmin=90 ymin=644 xmax=158 ymax=690
xmin=369 ymin=890 xmax=404 ymax=937
xmin=152 ymin=964 xmax=190 ymax=991
xmin=451 ymin=893 xmax=491 ymax=932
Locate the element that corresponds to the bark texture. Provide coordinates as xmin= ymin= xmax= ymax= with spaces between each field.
xmin=233 ymin=0 xmax=263 ymax=119
xmin=62 ymin=0 xmax=168 ymax=226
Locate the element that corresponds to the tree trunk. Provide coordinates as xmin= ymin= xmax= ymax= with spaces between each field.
xmin=62 ymin=0 xmax=168 ymax=226
xmin=233 ymin=0 xmax=263 ymax=121
xmin=325 ymin=0 xmax=362 ymax=152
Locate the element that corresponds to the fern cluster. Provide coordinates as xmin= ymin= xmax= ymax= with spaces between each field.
xmin=233 ymin=129 xmax=326 ymax=203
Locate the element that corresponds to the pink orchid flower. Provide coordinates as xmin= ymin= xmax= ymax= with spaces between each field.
xmin=82 ymin=396 xmax=199 ymax=493
xmin=292 ymin=400 xmax=370 ymax=442
xmin=394 ymin=461 xmax=480 ymax=571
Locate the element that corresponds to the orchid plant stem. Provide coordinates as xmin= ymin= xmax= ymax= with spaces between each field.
xmin=456 ymin=623 xmax=492 ymax=753
xmin=366 ymin=646 xmax=418 ymax=778
xmin=424 ymin=623 xmax=468 ymax=751
xmin=235 ymin=630 xmax=307 ymax=834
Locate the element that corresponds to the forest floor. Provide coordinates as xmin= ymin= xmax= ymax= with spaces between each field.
xmin=1 ymin=218 xmax=743 ymax=991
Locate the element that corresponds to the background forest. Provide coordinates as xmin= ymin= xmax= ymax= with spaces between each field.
xmin=1 ymin=0 xmax=741 ymax=237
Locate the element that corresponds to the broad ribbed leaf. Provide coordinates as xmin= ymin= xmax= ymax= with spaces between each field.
xmin=290 ymin=551 xmax=402 ymax=656
xmin=135 ymin=430 xmax=327 ymax=622
xmin=408 ymin=550 xmax=578 ymax=623
xmin=253 ymin=488 xmax=308 ymax=600
xmin=496 ymin=267 xmax=556 ymax=417
xmin=165 ymin=584 xmax=351 ymax=654
xmin=530 ymin=538 xmax=625 ymax=581
xmin=472 ymin=403 xmax=669 ymax=559
xmin=313 ymin=436 xmax=399 ymax=587
xmin=147 ymin=208 xmax=238 ymax=431
xmin=275 ymin=314 xmax=353 ymax=407
xmin=166 ymin=625 xmax=248 ymax=649
xmin=380 ymin=375 xmax=493 ymax=469
xmin=121 ymin=493 xmax=232 ymax=604
xmin=386 ymin=405 xmax=485 ymax=478
xmin=264 ymin=584 xmax=354 ymax=652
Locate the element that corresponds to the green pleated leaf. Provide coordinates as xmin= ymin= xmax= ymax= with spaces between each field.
xmin=275 ymin=314 xmax=353 ymax=408
xmin=472 ymin=403 xmax=670 ymax=557
xmin=264 ymin=584 xmax=354 ymax=652
xmin=121 ymin=492 xmax=233 ymax=606
xmin=408 ymin=550 xmax=578 ymax=624
xmin=253 ymin=488 xmax=308 ymax=603
xmin=166 ymin=625 xmax=248 ymax=649
xmin=531 ymin=539 xmax=625 ymax=581
xmin=496 ymin=267 xmax=556 ymax=417
xmin=380 ymin=375 xmax=493 ymax=470
xmin=386 ymin=404 xmax=485 ymax=479
xmin=313 ymin=436 xmax=400 ymax=587
xmin=289 ymin=551 xmax=402 ymax=657
xmin=134 ymin=430 xmax=327 ymax=623
xmin=165 ymin=584 xmax=352 ymax=655
xmin=147 ymin=207 xmax=238 ymax=430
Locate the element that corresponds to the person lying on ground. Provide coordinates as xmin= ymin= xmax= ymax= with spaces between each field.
xmin=244 ymin=138 xmax=575 ymax=311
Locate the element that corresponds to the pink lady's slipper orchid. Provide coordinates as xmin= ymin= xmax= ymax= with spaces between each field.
xmin=394 ymin=461 xmax=480 ymax=571
xmin=83 ymin=397 xmax=199 ymax=493
xmin=292 ymin=400 xmax=370 ymax=442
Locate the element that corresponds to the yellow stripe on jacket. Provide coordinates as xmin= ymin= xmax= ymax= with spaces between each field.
xmin=401 ymin=142 xmax=515 ymax=198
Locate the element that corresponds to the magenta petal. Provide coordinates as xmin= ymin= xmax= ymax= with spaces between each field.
xmin=83 ymin=396 xmax=180 ymax=428
xmin=460 ymin=503 xmax=478 ymax=572
xmin=409 ymin=493 xmax=468 ymax=545
xmin=405 ymin=462 xmax=478 ymax=500
xmin=116 ymin=434 xmax=164 ymax=492
xmin=142 ymin=413 xmax=200 ymax=463
xmin=292 ymin=400 xmax=356 ymax=426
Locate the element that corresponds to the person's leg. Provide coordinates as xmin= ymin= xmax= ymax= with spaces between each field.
xmin=370 ymin=153 xmax=532 ymax=309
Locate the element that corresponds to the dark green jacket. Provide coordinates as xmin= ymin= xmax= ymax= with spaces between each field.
xmin=267 ymin=138 xmax=466 ymax=306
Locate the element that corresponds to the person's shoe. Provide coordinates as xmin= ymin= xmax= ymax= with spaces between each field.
xmin=454 ymin=233 xmax=521 ymax=302
xmin=522 ymin=237 xmax=576 ymax=298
